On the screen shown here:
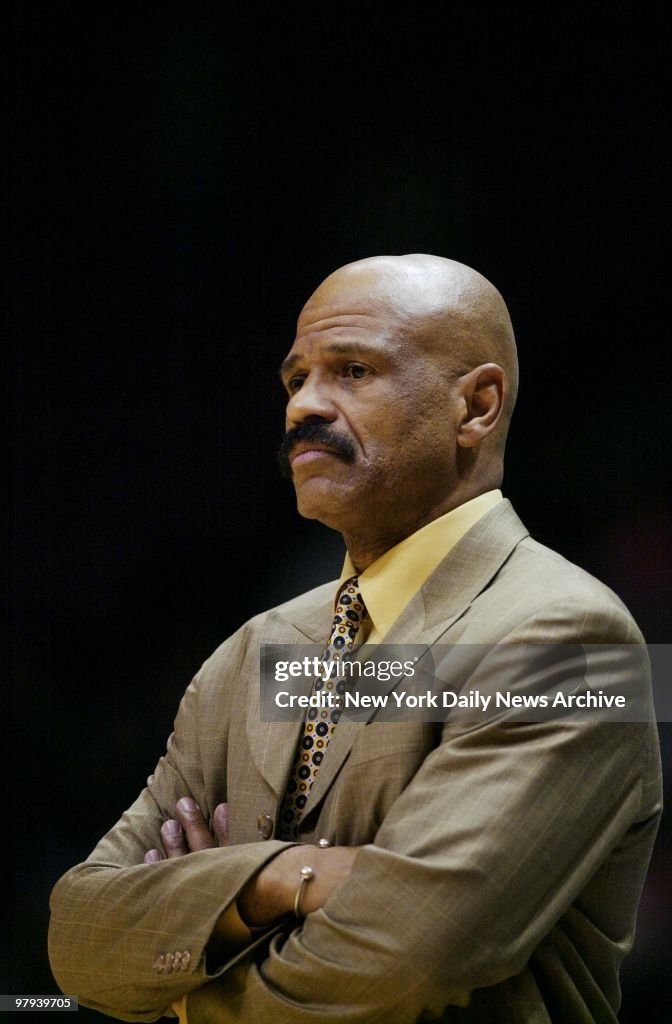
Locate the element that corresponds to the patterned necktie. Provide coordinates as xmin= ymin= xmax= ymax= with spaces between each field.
xmin=278 ymin=576 xmax=367 ymax=840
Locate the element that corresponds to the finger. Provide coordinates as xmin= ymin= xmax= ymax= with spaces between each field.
xmin=144 ymin=849 xmax=162 ymax=863
xmin=213 ymin=802 xmax=229 ymax=847
xmin=174 ymin=796 xmax=216 ymax=851
xmin=161 ymin=818 xmax=189 ymax=858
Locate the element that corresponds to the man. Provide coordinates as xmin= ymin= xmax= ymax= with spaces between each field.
xmin=49 ymin=255 xmax=662 ymax=1022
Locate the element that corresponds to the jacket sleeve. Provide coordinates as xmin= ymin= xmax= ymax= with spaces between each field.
xmin=48 ymin=625 xmax=296 ymax=1022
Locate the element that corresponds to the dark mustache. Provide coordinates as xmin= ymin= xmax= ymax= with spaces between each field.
xmin=277 ymin=423 xmax=356 ymax=478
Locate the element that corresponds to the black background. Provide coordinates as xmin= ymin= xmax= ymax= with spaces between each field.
xmin=7 ymin=4 xmax=671 ymax=1021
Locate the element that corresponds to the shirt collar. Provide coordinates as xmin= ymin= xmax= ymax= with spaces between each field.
xmin=338 ymin=490 xmax=504 ymax=641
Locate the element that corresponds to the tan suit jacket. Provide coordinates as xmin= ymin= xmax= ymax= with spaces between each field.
xmin=49 ymin=502 xmax=662 ymax=1023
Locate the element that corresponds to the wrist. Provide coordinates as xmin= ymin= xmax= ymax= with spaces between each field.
xmin=237 ymin=847 xmax=312 ymax=926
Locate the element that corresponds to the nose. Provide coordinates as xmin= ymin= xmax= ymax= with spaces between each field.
xmin=286 ymin=373 xmax=338 ymax=428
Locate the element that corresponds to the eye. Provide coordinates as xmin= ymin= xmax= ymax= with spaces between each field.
xmin=344 ymin=363 xmax=369 ymax=380
xmin=286 ymin=374 xmax=306 ymax=393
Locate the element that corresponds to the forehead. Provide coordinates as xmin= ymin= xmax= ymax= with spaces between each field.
xmin=297 ymin=267 xmax=403 ymax=326
xmin=280 ymin=265 xmax=470 ymax=383
xmin=285 ymin=274 xmax=409 ymax=360
xmin=292 ymin=314 xmax=391 ymax=349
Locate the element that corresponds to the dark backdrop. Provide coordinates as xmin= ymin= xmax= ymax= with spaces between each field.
xmin=7 ymin=4 xmax=671 ymax=1021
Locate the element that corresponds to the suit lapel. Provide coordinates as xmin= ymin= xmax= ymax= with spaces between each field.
xmin=245 ymin=586 xmax=335 ymax=799
xmin=420 ymin=499 xmax=529 ymax=632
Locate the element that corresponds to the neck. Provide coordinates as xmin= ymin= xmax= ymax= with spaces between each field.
xmin=342 ymin=495 xmax=464 ymax=572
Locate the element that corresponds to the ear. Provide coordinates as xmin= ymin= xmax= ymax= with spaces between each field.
xmin=456 ymin=363 xmax=506 ymax=448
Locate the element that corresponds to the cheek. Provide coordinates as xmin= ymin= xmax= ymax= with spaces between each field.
xmin=361 ymin=400 xmax=453 ymax=467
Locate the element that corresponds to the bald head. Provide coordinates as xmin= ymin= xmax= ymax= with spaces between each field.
xmin=301 ymin=254 xmax=518 ymax=423
xmin=283 ymin=254 xmax=518 ymax=565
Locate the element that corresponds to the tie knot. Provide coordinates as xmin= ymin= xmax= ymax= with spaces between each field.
xmin=328 ymin=576 xmax=367 ymax=655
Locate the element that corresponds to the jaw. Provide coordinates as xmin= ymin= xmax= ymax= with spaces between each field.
xmin=293 ymin=469 xmax=424 ymax=557
xmin=293 ymin=471 xmax=361 ymax=529
xmin=294 ymin=458 xmax=470 ymax=569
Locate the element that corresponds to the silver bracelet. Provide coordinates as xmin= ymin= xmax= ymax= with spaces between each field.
xmin=293 ymin=865 xmax=315 ymax=920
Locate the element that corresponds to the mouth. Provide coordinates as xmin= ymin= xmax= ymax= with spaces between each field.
xmin=289 ymin=444 xmax=341 ymax=467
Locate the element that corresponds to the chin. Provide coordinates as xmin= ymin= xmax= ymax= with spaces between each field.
xmin=294 ymin=480 xmax=354 ymax=529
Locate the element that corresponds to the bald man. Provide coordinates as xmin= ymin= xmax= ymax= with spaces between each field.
xmin=49 ymin=257 xmax=661 ymax=1023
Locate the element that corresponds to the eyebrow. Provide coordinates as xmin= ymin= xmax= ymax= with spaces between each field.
xmin=278 ymin=341 xmax=383 ymax=378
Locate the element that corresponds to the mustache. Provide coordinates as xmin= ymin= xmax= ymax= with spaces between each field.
xmin=277 ymin=423 xmax=357 ymax=478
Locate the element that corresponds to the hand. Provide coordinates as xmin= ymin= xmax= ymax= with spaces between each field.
xmin=144 ymin=798 xmax=229 ymax=862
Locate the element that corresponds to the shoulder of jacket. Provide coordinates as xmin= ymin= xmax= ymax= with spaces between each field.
xmin=195 ymin=578 xmax=338 ymax=675
xmin=496 ymin=534 xmax=644 ymax=641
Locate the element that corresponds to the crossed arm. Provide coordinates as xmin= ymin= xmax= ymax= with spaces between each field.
xmin=144 ymin=797 xmax=361 ymax=926
xmin=49 ymin=610 xmax=660 ymax=1023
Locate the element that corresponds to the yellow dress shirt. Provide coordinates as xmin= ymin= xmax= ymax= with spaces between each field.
xmin=340 ymin=489 xmax=503 ymax=642
xmin=174 ymin=489 xmax=503 ymax=1021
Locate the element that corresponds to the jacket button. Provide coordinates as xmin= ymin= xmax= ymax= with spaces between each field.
xmin=153 ymin=953 xmax=166 ymax=973
xmin=257 ymin=813 xmax=273 ymax=839
xmin=317 ymin=838 xmax=332 ymax=848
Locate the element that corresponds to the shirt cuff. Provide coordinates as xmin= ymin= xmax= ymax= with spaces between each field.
xmin=171 ymin=996 xmax=187 ymax=1024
